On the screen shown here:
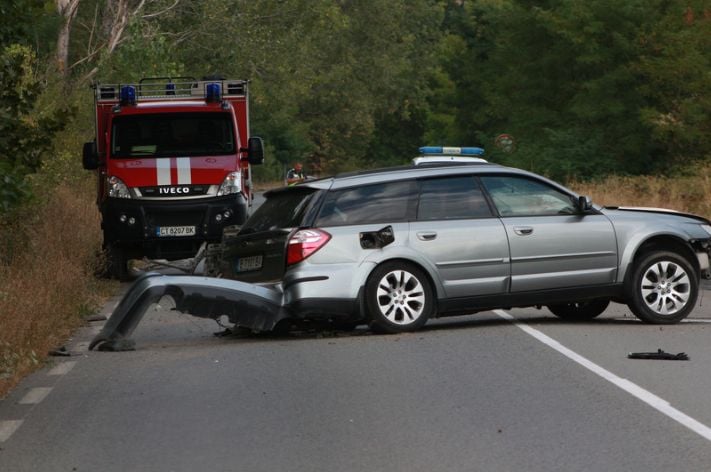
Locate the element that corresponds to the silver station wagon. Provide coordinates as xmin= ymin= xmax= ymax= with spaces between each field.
xmin=92 ymin=147 xmax=711 ymax=349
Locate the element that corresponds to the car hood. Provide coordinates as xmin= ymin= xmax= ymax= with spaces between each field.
xmin=601 ymin=206 xmax=711 ymax=225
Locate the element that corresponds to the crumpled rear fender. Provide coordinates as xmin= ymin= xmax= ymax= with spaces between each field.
xmin=89 ymin=272 xmax=286 ymax=351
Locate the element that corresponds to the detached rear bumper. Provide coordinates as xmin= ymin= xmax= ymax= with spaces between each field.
xmin=89 ymin=272 xmax=287 ymax=351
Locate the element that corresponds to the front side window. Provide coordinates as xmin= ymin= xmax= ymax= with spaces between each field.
xmin=417 ymin=176 xmax=492 ymax=220
xmin=316 ymin=180 xmax=418 ymax=226
xmin=111 ymin=113 xmax=235 ymax=158
xmin=480 ymin=175 xmax=577 ymax=217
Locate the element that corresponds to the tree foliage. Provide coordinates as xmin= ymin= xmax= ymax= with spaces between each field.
xmin=0 ymin=0 xmax=709 ymax=214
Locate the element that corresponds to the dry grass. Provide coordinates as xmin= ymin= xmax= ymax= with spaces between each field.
xmin=569 ymin=167 xmax=711 ymax=219
xmin=0 ymin=182 xmax=114 ymax=398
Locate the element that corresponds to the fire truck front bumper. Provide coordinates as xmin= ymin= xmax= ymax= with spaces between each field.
xmin=89 ymin=272 xmax=288 ymax=351
xmin=101 ymin=194 xmax=249 ymax=258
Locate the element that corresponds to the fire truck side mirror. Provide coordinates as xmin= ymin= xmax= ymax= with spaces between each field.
xmin=247 ymin=136 xmax=265 ymax=165
xmin=82 ymin=141 xmax=99 ymax=170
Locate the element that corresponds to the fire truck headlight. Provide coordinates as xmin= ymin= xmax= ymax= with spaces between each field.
xmin=217 ymin=171 xmax=242 ymax=196
xmin=107 ymin=176 xmax=132 ymax=199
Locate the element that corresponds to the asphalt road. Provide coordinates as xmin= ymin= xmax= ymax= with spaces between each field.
xmin=1 ymin=284 xmax=711 ymax=471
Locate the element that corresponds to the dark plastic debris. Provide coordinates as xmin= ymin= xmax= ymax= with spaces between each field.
xmin=628 ymin=349 xmax=689 ymax=361
xmin=48 ymin=346 xmax=71 ymax=357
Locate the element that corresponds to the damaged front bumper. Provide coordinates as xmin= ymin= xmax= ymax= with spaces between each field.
xmin=89 ymin=272 xmax=287 ymax=351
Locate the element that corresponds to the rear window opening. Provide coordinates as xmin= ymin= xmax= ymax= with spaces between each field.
xmin=241 ymin=188 xmax=318 ymax=234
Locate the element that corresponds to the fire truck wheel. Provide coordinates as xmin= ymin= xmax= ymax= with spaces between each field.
xmin=105 ymin=244 xmax=129 ymax=281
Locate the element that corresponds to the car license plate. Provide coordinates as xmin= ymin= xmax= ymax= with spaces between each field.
xmin=156 ymin=226 xmax=196 ymax=237
xmin=236 ymin=255 xmax=263 ymax=272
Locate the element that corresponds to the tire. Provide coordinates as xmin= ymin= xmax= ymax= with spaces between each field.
xmin=105 ymin=244 xmax=129 ymax=281
xmin=548 ymin=299 xmax=610 ymax=321
xmin=365 ymin=262 xmax=433 ymax=334
xmin=626 ymin=250 xmax=698 ymax=324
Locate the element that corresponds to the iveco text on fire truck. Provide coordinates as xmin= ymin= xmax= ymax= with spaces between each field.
xmin=82 ymin=77 xmax=264 ymax=279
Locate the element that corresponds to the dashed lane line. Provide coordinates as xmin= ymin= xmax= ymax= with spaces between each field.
xmin=47 ymin=361 xmax=76 ymax=376
xmin=18 ymin=387 xmax=53 ymax=405
xmin=495 ymin=309 xmax=711 ymax=442
xmin=0 ymin=420 xmax=23 ymax=442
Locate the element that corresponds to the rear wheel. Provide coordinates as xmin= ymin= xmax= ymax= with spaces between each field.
xmin=627 ymin=251 xmax=698 ymax=324
xmin=365 ymin=262 xmax=433 ymax=334
xmin=547 ymin=299 xmax=610 ymax=321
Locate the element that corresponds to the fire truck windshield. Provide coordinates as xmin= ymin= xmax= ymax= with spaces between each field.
xmin=111 ymin=112 xmax=235 ymax=158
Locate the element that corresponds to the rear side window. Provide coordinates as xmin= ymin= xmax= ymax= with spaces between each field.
xmin=316 ymin=180 xmax=417 ymax=226
xmin=417 ymin=176 xmax=492 ymax=220
xmin=241 ymin=188 xmax=317 ymax=233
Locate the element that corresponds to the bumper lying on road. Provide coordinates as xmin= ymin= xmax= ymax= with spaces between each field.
xmin=89 ymin=272 xmax=286 ymax=351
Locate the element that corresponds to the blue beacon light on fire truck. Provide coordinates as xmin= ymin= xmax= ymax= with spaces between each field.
xmin=205 ymin=83 xmax=222 ymax=103
xmin=119 ymin=86 xmax=137 ymax=106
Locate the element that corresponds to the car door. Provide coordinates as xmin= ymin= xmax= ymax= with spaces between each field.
xmin=409 ymin=176 xmax=510 ymax=298
xmin=480 ymin=175 xmax=618 ymax=292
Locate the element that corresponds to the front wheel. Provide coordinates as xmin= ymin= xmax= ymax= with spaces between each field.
xmin=627 ymin=251 xmax=698 ymax=324
xmin=365 ymin=262 xmax=433 ymax=334
xmin=548 ymin=299 xmax=610 ymax=321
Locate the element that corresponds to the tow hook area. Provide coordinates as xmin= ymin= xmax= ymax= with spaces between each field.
xmin=89 ymin=272 xmax=286 ymax=351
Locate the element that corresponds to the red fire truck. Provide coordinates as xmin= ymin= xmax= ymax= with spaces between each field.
xmin=82 ymin=77 xmax=264 ymax=279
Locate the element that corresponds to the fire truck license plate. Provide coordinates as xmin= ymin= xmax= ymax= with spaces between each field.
xmin=156 ymin=226 xmax=196 ymax=237
xmin=236 ymin=255 xmax=263 ymax=272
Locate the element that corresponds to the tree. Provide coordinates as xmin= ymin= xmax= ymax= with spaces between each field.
xmin=56 ymin=0 xmax=81 ymax=76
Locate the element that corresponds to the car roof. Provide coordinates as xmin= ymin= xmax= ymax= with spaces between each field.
xmin=315 ymin=162 xmax=507 ymax=190
xmin=283 ymin=161 xmax=576 ymax=197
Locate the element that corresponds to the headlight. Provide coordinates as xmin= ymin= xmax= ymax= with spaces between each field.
xmin=107 ymin=176 xmax=131 ymax=199
xmin=700 ymin=224 xmax=711 ymax=236
xmin=217 ymin=171 xmax=242 ymax=196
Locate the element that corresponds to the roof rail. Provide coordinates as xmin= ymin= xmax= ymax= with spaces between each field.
xmin=92 ymin=77 xmax=248 ymax=102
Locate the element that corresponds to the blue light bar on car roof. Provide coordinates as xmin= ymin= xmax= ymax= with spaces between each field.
xmin=419 ymin=146 xmax=485 ymax=156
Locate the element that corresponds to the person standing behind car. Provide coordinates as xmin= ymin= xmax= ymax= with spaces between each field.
xmin=286 ymin=162 xmax=305 ymax=185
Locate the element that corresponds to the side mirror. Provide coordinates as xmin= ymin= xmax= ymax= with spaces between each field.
xmin=82 ymin=141 xmax=99 ymax=170
xmin=246 ymin=136 xmax=265 ymax=165
xmin=578 ymin=195 xmax=593 ymax=213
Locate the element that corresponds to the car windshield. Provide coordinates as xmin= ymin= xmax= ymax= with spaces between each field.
xmin=240 ymin=188 xmax=317 ymax=233
xmin=111 ymin=112 xmax=235 ymax=158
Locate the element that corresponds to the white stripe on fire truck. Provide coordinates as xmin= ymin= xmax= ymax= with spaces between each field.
xmin=176 ymin=157 xmax=192 ymax=185
xmin=156 ymin=159 xmax=171 ymax=186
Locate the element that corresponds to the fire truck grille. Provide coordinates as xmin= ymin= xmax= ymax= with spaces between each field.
xmin=145 ymin=211 xmax=204 ymax=227
xmin=140 ymin=186 xmax=209 ymax=198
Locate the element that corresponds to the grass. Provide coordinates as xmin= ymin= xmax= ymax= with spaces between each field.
xmin=0 ymin=181 xmax=115 ymax=398
xmin=570 ymin=167 xmax=711 ymax=219
xmin=1 ymin=169 xmax=710 ymax=398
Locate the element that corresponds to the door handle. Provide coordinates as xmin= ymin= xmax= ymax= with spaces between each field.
xmin=417 ymin=231 xmax=437 ymax=241
xmin=513 ymin=226 xmax=533 ymax=236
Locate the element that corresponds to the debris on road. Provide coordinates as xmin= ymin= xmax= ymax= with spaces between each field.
xmin=627 ymin=349 xmax=689 ymax=361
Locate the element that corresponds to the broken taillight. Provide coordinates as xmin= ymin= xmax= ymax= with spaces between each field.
xmin=287 ymin=229 xmax=331 ymax=266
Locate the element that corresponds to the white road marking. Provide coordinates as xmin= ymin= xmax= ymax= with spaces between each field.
xmin=74 ymin=342 xmax=90 ymax=351
xmin=47 ymin=361 xmax=76 ymax=376
xmin=18 ymin=387 xmax=53 ymax=405
xmin=495 ymin=309 xmax=711 ymax=442
xmin=0 ymin=420 xmax=23 ymax=442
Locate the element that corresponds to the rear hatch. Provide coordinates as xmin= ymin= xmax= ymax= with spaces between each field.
xmin=221 ymin=186 xmax=320 ymax=282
